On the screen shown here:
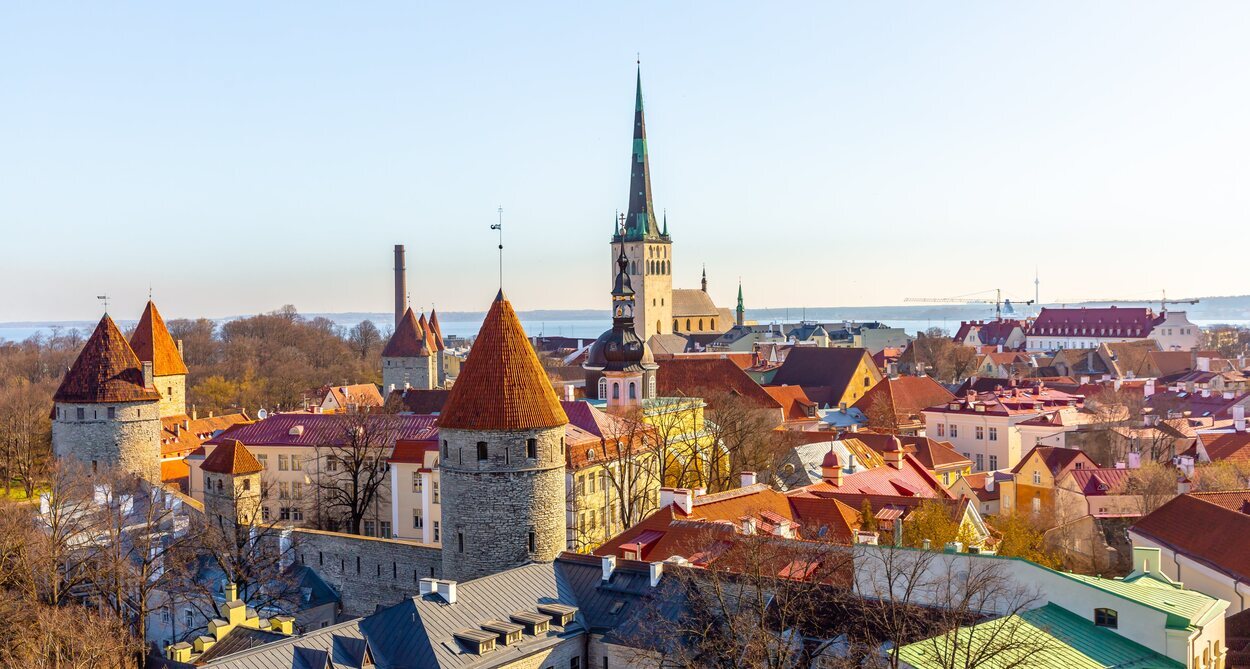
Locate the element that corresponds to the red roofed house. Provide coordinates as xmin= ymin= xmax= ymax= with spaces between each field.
xmin=846 ymin=432 xmax=972 ymax=487
xmin=768 ymin=347 xmax=883 ymax=409
xmin=953 ymin=319 xmax=1027 ymax=350
xmin=303 ymin=383 xmax=385 ymax=413
xmin=999 ymin=445 xmax=1097 ymax=517
xmin=657 ymin=356 xmax=785 ymax=424
xmin=1027 ymin=306 xmax=1200 ymax=353
xmin=1130 ymin=491 xmax=1250 ymax=614
xmin=852 ymin=375 xmax=955 ymax=436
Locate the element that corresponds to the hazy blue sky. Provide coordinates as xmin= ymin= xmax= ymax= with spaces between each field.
xmin=3 ymin=2 xmax=1249 ymax=322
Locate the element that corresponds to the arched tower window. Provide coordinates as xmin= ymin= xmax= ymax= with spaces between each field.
xmin=673 ymin=319 xmax=679 ymax=331
xmin=598 ymin=377 xmax=608 ymax=400
xmin=628 ymin=382 xmax=637 ymax=400
xmin=648 ymin=375 xmax=656 ymax=398
xmin=698 ymin=319 xmax=704 ymax=331
xmin=656 ymin=320 xmax=661 ymax=334
xmin=476 ymin=441 xmax=488 ymax=461
xmin=612 ymin=383 xmax=620 ymax=400
xmin=686 ymin=319 xmax=691 ymax=331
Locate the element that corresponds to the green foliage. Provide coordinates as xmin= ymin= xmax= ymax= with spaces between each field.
xmin=860 ymin=498 xmax=878 ymax=532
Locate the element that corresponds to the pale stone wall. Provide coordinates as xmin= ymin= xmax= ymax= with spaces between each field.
xmin=154 ymin=373 xmax=186 ymax=419
xmin=382 ymin=355 xmax=436 ymax=393
xmin=495 ymin=636 xmax=584 ymax=669
xmin=290 ymin=528 xmax=443 ymax=617
xmin=52 ymin=400 xmax=161 ymax=482
xmin=440 ymin=426 xmax=567 ymax=582
xmin=618 ymin=240 xmax=672 ymax=340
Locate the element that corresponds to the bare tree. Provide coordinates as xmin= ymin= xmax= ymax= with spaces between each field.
xmin=0 ymin=377 xmax=53 ymax=498
xmin=698 ymin=389 xmax=782 ymax=492
xmin=347 ymin=320 xmax=383 ymax=360
xmin=313 ymin=411 xmax=391 ymax=535
xmin=865 ymin=392 xmax=900 ymax=435
xmin=1125 ymin=462 xmax=1180 ymax=516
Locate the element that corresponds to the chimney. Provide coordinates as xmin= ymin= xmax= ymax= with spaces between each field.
xmin=741 ymin=516 xmax=756 ymax=534
xmin=1132 ymin=546 xmax=1161 ymax=577
xmin=1198 ymin=356 xmax=1211 ymax=372
xmin=649 ymin=561 xmax=664 ymax=587
xmin=436 ymin=579 xmax=458 ymax=605
xmin=418 ymin=577 xmax=438 ymax=596
xmin=565 ymin=384 xmax=575 ymax=402
xmin=394 ymin=244 xmax=407 ymax=329
xmin=659 ymin=488 xmax=675 ymax=509
xmin=1144 ymin=379 xmax=1156 ymax=397
xmin=601 ymin=555 xmax=616 ymax=582
xmin=224 ymin=581 xmax=238 ymax=602
xmin=672 ymin=489 xmax=694 ymax=514
xmin=1235 ymin=405 xmax=1246 ymax=433
xmin=740 ymin=471 xmax=757 ymax=487
xmin=141 ymin=361 xmax=154 ymax=390
xmin=821 ymin=450 xmax=843 ymax=486
xmin=1127 ymin=452 xmax=1141 ymax=469
xmin=997 ymin=344 xmax=1004 ymax=353
xmin=884 ymin=437 xmax=905 ymax=469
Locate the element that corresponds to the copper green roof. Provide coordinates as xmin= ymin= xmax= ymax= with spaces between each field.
xmin=617 ymin=65 xmax=664 ymax=242
xmin=897 ymin=603 xmax=1182 ymax=669
xmin=1062 ymin=571 xmax=1224 ymax=631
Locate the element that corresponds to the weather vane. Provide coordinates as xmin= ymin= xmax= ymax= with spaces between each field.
xmin=97 ymin=294 xmax=110 ymax=313
xmin=490 ymin=206 xmax=504 ymax=289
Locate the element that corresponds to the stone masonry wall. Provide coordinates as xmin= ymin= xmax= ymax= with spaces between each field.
xmin=382 ymin=355 xmax=435 ymax=393
xmin=153 ymin=373 xmax=186 ymax=419
xmin=52 ymin=400 xmax=161 ymax=482
xmin=291 ymin=528 xmax=443 ymax=617
xmin=440 ymin=426 xmax=567 ymax=582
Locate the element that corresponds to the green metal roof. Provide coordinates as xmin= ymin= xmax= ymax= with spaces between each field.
xmin=897 ymin=604 xmax=1182 ymax=669
xmin=1062 ymin=572 xmax=1221 ymax=630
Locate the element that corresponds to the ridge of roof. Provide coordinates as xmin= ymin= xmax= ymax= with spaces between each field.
xmin=53 ymin=314 xmax=162 ymax=404
xmin=201 ymin=438 xmax=264 ymax=475
xmin=382 ymin=307 xmax=430 ymax=358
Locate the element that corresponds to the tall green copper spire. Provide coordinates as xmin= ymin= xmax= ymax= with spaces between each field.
xmin=621 ymin=63 xmax=660 ymax=241
xmin=736 ymin=280 xmax=745 ymax=326
xmin=737 ymin=281 xmax=744 ymax=311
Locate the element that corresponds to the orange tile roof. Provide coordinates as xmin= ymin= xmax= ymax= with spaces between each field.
xmin=53 ymin=314 xmax=162 ymax=404
xmin=1198 ymin=431 xmax=1250 ymax=462
xmin=161 ymin=412 xmax=251 ymax=457
xmin=1010 ymin=445 xmax=1098 ymax=476
xmin=200 ymin=438 xmax=264 ymax=475
xmin=161 ymin=459 xmax=190 ymax=486
xmin=849 ymin=432 xmax=971 ymax=472
xmin=657 ymin=357 xmax=782 ymax=414
xmin=428 ymin=308 xmax=446 ymax=351
xmin=438 ymin=292 xmax=568 ymax=431
xmin=853 ymin=376 xmax=954 ymax=424
xmin=763 ymin=385 xmax=818 ymax=421
xmin=382 ymin=307 xmax=430 ymax=358
xmin=1132 ymin=492 xmax=1250 ymax=582
xmin=129 ymin=300 xmax=188 ymax=376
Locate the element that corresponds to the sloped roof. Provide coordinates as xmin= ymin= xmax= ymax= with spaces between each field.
xmin=849 ymin=432 xmax=971 ymax=472
xmin=769 ymin=347 xmax=873 ymax=398
xmin=201 ymin=438 xmax=264 ymax=475
xmin=129 ymin=300 xmax=188 ymax=376
xmin=1150 ymin=350 xmax=1193 ymax=377
xmin=762 ymin=385 xmax=817 ymax=421
xmin=672 ymin=288 xmax=720 ymax=318
xmin=438 ymin=292 xmax=568 ymax=431
xmin=314 ymin=383 xmax=384 ymax=409
xmin=205 ymin=413 xmax=437 ymax=449
xmin=1064 ymin=467 xmax=1132 ymax=496
xmin=853 ymin=376 xmax=954 ymax=421
xmin=1132 ymin=492 xmax=1250 ymax=584
xmin=791 ymin=453 xmax=949 ymax=499
xmin=381 ymin=307 xmax=429 ymax=358
xmin=1196 ymin=431 xmax=1250 ymax=462
xmin=1031 ymin=306 xmax=1155 ymax=337
xmin=384 ymin=388 xmax=450 ymax=414
xmin=53 ymin=314 xmax=162 ymax=404
xmin=1011 ymin=445 xmax=1097 ymax=476
xmin=427 ymin=308 xmax=445 ymax=351
xmin=656 ymin=357 xmax=782 ymax=414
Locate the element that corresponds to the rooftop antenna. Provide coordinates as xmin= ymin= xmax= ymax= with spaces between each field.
xmin=491 ymin=206 xmax=504 ymax=290
xmin=97 ymin=295 xmax=110 ymax=314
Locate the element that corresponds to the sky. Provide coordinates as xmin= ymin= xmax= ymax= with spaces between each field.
xmin=3 ymin=2 xmax=1249 ymax=322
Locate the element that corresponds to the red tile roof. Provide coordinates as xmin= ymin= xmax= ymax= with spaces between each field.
xmin=1010 ymin=445 xmax=1097 ymax=476
xmin=848 ymin=432 xmax=971 ymax=472
xmin=201 ymin=438 xmax=264 ymax=475
xmin=1064 ymin=467 xmax=1132 ymax=496
xmin=1198 ymin=431 xmax=1250 ymax=462
xmin=129 ymin=300 xmax=188 ymax=377
xmin=791 ymin=453 xmax=949 ymax=499
xmin=385 ymin=388 xmax=450 ymax=414
xmin=853 ymin=376 xmax=954 ymax=424
xmin=206 ymin=412 xmax=437 ymax=448
xmin=53 ymin=314 xmax=162 ymax=404
xmin=1030 ymin=307 xmax=1154 ymax=338
xmin=438 ymin=292 xmax=568 ymax=431
xmin=382 ymin=307 xmax=430 ymax=358
xmin=1132 ymin=492 xmax=1250 ymax=582
xmin=161 ymin=412 xmax=251 ymax=457
xmin=388 ymin=438 xmax=438 ymax=464
xmin=656 ymin=357 xmax=782 ymax=414
xmin=428 ymin=308 xmax=446 ymax=352
xmin=769 ymin=347 xmax=874 ymax=401
xmin=763 ymin=385 xmax=818 ymax=421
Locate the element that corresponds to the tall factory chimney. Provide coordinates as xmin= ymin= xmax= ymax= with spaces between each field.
xmin=394 ymin=244 xmax=406 ymax=328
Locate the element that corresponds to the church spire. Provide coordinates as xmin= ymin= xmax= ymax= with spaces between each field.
xmin=622 ymin=63 xmax=659 ymax=241
xmin=736 ymin=281 xmax=745 ymax=327
xmin=701 ymin=265 xmax=708 ymax=292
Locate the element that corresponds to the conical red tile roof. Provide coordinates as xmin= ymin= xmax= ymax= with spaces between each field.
xmin=54 ymin=314 xmax=162 ymax=404
xmin=129 ymin=300 xmax=188 ymax=376
xmin=382 ymin=307 xmax=430 ymax=357
xmin=428 ymin=309 xmax=446 ymax=351
xmin=439 ymin=292 xmax=568 ymax=431
xmin=418 ymin=313 xmax=439 ymax=355
xmin=201 ymin=438 xmax=264 ymax=475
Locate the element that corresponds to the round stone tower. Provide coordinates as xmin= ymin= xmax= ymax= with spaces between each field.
xmin=438 ymin=291 xmax=569 ymax=582
xmin=52 ymin=314 xmax=162 ymax=482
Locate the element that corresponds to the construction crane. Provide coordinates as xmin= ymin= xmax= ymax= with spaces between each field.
xmin=905 ymin=288 xmax=1035 ymax=320
xmin=1054 ymin=290 xmax=1198 ymax=315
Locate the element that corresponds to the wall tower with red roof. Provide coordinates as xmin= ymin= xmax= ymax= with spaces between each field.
xmin=381 ymin=307 xmax=441 ymax=393
xmin=129 ymin=299 xmax=189 ymax=419
xmin=437 ymin=291 xmax=569 ymax=582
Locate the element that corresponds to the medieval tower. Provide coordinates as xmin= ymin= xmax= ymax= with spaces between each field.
xmin=585 ymin=244 xmax=659 ymax=403
xmin=613 ymin=65 xmax=672 ymax=340
xmin=199 ymin=438 xmax=264 ymax=537
xmin=437 ymin=291 xmax=569 ymax=582
xmin=52 ymin=314 xmax=162 ymax=481
xmin=381 ymin=307 xmax=442 ymax=392
xmin=129 ymin=300 xmax=189 ymax=419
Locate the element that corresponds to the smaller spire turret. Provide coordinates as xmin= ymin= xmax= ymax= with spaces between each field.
xmin=701 ymin=265 xmax=708 ymax=292
xmin=736 ymin=281 xmax=745 ymax=327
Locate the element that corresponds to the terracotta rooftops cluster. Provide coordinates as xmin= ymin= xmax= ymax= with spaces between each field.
xmin=53 ymin=314 xmax=162 ymax=404
xmin=438 ymin=291 xmax=568 ymax=431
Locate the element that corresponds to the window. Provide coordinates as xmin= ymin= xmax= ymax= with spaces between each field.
xmin=76 ymin=407 xmax=85 ymax=420
xmin=433 ymin=521 xmax=440 ymax=542
xmin=628 ymin=382 xmax=636 ymax=400
xmin=1031 ymin=497 xmax=1041 ymax=513
xmin=278 ymin=455 xmax=289 ymax=471
xmin=279 ymin=507 xmax=291 ymax=521
xmin=261 ymin=506 xmax=270 ymax=521
xmin=326 ymin=456 xmax=337 ymax=472
xmin=458 ymin=531 xmax=464 ymax=552
xmin=292 ymin=482 xmax=303 ymax=499
xmin=1094 ymin=608 xmax=1118 ymax=629
xmin=1032 ymin=471 xmax=1041 ymax=485
xmin=975 ymin=426 xmax=984 ymax=440
xmin=291 ymin=507 xmax=303 ymax=522
xmin=242 ymin=479 xmax=251 ymax=491
xmin=950 ymin=425 xmax=958 ymax=438
xmin=443 ymin=440 xmax=448 ymax=457
xmin=257 ymin=454 xmax=268 ymax=469
xmin=975 ymin=454 xmax=984 ymax=471
xmin=571 ymin=657 xmax=580 ymax=669
xmin=527 ymin=438 xmax=538 ymax=459
xmin=380 ymin=521 xmax=390 ymax=538
xmin=589 ymin=474 xmax=596 ymax=494
xmin=988 ymin=427 xmax=998 ymax=441
xmin=529 ymin=530 xmax=537 ymax=552
xmin=279 ymin=482 xmax=289 ymax=499
xmin=364 ymin=520 xmax=376 ymax=537
xmin=477 ymin=441 xmax=488 ymax=461
xmin=863 ymin=376 xmax=870 ymax=387
xmin=577 ymin=475 xmax=586 ymax=495
xmin=936 ymin=424 xmax=945 ymax=437
xmin=989 ymin=455 xmax=997 ymax=470
xmin=413 ymin=472 xmax=422 ymax=493
xmin=414 ymin=509 xmax=423 ymax=529
xmin=598 ymin=377 xmax=608 ymax=399
xmin=612 ymin=383 xmax=619 ymax=400
xmin=184 ymin=609 xmax=194 ymax=629
xmin=106 ymin=406 xmax=116 ymax=419
xmin=432 ymin=481 xmax=440 ymax=504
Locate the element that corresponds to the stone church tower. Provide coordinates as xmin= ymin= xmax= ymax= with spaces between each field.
xmin=438 ymin=291 xmax=569 ymax=582
xmin=585 ymin=244 xmax=658 ymax=403
xmin=129 ymin=300 xmax=188 ymax=419
xmin=52 ymin=314 xmax=162 ymax=481
xmin=613 ymin=65 xmax=672 ymax=340
xmin=381 ymin=307 xmax=441 ymax=393
xmin=200 ymin=438 xmax=264 ymax=537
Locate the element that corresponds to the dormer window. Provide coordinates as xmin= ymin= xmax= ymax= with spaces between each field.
xmin=1094 ymin=608 xmax=1117 ymax=628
